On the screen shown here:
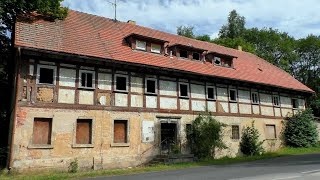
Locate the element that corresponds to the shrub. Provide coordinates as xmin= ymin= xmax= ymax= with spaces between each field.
xmin=240 ymin=122 xmax=264 ymax=156
xmin=68 ymin=158 xmax=78 ymax=173
xmin=188 ymin=112 xmax=226 ymax=158
xmin=283 ymin=109 xmax=318 ymax=147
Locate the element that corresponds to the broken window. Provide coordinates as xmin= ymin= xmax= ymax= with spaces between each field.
xmin=292 ymin=99 xmax=299 ymax=109
xmin=180 ymin=50 xmax=188 ymax=58
xmin=213 ymin=57 xmax=221 ymax=65
xmin=192 ymin=52 xmax=200 ymax=60
xmin=179 ymin=83 xmax=189 ymax=97
xmin=231 ymin=125 xmax=240 ymax=140
xmin=272 ymin=96 xmax=280 ymax=106
xmin=32 ymin=118 xmax=52 ymax=145
xmin=151 ymin=43 xmax=161 ymax=53
xmin=115 ymin=75 xmax=127 ymax=91
xmin=223 ymin=59 xmax=232 ymax=67
xmin=76 ymin=119 xmax=92 ymax=144
xmin=251 ymin=92 xmax=259 ymax=104
xmin=114 ymin=120 xmax=128 ymax=143
xmin=266 ymin=125 xmax=276 ymax=139
xmin=229 ymin=89 xmax=237 ymax=101
xmin=207 ymin=86 xmax=215 ymax=100
xmin=80 ymin=70 xmax=94 ymax=88
xmin=38 ymin=65 xmax=56 ymax=85
xmin=136 ymin=40 xmax=146 ymax=51
xmin=146 ymin=78 xmax=157 ymax=94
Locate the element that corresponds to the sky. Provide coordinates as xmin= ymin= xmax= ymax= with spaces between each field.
xmin=62 ymin=0 xmax=320 ymax=39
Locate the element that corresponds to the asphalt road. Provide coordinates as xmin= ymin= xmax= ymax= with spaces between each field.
xmin=86 ymin=153 xmax=320 ymax=180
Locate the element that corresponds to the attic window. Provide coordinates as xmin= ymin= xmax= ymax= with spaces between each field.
xmin=224 ymin=59 xmax=232 ymax=67
xmin=136 ymin=40 xmax=146 ymax=51
xmin=192 ymin=52 xmax=200 ymax=60
xmin=151 ymin=44 xmax=161 ymax=53
xmin=180 ymin=50 xmax=188 ymax=58
xmin=214 ymin=57 xmax=221 ymax=65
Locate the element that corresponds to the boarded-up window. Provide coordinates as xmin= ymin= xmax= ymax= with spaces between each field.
xmin=76 ymin=119 xmax=92 ymax=144
xmin=32 ymin=118 xmax=52 ymax=145
xmin=266 ymin=125 xmax=276 ymax=139
xmin=114 ymin=120 xmax=128 ymax=143
xmin=231 ymin=125 xmax=240 ymax=140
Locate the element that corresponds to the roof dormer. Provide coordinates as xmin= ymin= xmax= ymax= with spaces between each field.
xmin=168 ymin=44 xmax=206 ymax=61
xmin=125 ymin=33 xmax=168 ymax=54
xmin=206 ymin=52 xmax=237 ymax=68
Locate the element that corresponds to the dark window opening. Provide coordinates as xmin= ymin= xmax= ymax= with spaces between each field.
xmin=114 ymin=120 xmax=128 ymax=143
xmin=207 ymin=87 xmax=215 ymax=99
xmin=252 ymin=92 xmax=259 ymax=104
xmin=76 ymin=119 xmax=92 ymax=144
xmin=273 ymin=96 xmax=280 ymax=106
xmin=32 ymin=118 xmax=52 ymax=145
xmin=214 ymin=57 xmax=221 ymax=65
xmin=180 ymin=50 xmax=188 ymax=58
xmin=229 ymin=89 xmax=237 ymax=101
xmin=116 ymin=76 xmax=127 ymax=91
xmin=180 ymin=84 xmax=188 ymax=97
xmin=81 ymin=72 xmax=93 ymax=88
xmin=292 ymin=99 xmax=299 ymax=109
xmin=231 ymin=125 xmax=240 ymax=140
xmin=39 ymin=68 xmax=54 ymax=84
xmin=146 ymin=79 xmax=156 ymax=94
xmin=223 ymin=59 xmax=232 ymax=67
xmin=192 ymin=52 xmax=200 ymax=60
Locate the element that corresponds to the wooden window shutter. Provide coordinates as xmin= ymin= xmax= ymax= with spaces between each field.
xmin=114 ymin=120 xmax=127 ymax=143
xmin=32 ymin=118 xmax=52 ymax=145
xmin=76 ymin=119 xmax=92 ymax=144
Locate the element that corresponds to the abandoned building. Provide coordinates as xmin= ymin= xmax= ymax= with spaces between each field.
xmin=7 ymin=10 xmax=314 ymax=171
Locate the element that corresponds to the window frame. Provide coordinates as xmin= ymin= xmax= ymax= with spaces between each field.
xmin=192 ymin=52 xmax=200 ymax=60
xmin=145 ymin=78 xmax=157 ymax=95
xmin=206 ymin=86 xmax=216 ymax=100
xmin=151 ymin=43 xmax=161 ymax=54
xmin=112 ymin=119 xmax=130 ymax=147
xmin=37 ymin=64 xmax=57 ymax=85
xmin=29 ymin=117 xmax=53 ymax=149
xmin=79 ymin=69 xmax=95 ymax=89
xmin=272 ymin=95 xmax=280 ymax=107
xmin=251 ymin=92 xmax=259 ymax=104
xmin=72 ymin=118 xmax=94 ymax=148
xmin=265 ymin=124 xmax=277 ymax=140
xmin=231 ymin=125 xmax=240 ymax=140
xmin=292 ymin=98 xmax=299 ymax=109
xmin=136 ymin=40 xmax=147 ymax=51
xmin=179 ymin=82 xmax=189 ymax=98
xmin=114 ymin=74 xmax=128 ymax=92
xmin=229 ymin=89 xmax=237 ymax=102
xmin=179 ymin=49 xmax=188 ymax=59
xmin=213 ymin=57 xmax=221 ymax=66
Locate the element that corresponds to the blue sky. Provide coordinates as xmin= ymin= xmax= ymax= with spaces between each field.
xmin=62 ymin=0 xmax=320 ymax=39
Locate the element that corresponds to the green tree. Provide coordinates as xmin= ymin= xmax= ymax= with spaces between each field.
xmin=219 ymin=10 xmax=246 ymax=39
xmin=177 ymin=25 xmax=195 ymax=38
xmin=196 ymin=34 xmax=211 ymax=42
xmin=240 ymin=122 xmax=264 ymax=156
xmin=213 ymin=37 xmax=256 ymax=54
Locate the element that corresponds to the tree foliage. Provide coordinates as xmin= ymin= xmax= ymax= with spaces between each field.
xmin=187 ymin=112 xmax=226 ymax=158
xmin=219 ymin=10 xmax=246 ymax=39
xmin=240 ymin=122 xmax=264 ymax=156
xmin=177 ymin=25 xmax=195 ymax=38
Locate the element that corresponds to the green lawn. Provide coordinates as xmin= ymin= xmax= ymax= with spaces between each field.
xmin=2 ymin=146 xmax=320 ymax=180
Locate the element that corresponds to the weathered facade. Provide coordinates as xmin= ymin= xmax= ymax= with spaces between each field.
xmin=8 ymin=10 xmax=314 ymax=171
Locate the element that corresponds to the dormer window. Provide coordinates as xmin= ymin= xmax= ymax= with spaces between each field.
xmin=192 ymin=52 xmax=200 ymax=60
xmin=151 ymin=43 xmax=161 ymax=53
xmin=214 ymin=57 xmax=221 ymax=65
xmin=180 ymin=50 xmax=188 ymax=58
xmin=136 ymin=40 xmax=146 ymax=51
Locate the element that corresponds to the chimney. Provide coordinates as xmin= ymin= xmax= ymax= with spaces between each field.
xmin=237 ymin=45 xmax=242 ymax=51
xmin=127 ymin=20 xmax=136 ymax=25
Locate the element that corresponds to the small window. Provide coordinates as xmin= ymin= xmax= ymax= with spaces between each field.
xmin=251 ymin=92 xmax=259 ymax=104
xmin=76 ymin=119 xmax=92 ymax=144
xmin=115 ymin=75 xmax=127 ymax=91
xmin=32 ymin=118 xmax=52 ymax=145
xmin=136 ymin=40 xmax=146 ymax=51
xmin=223 ymin=59 xmax=232 ymax=67
xmin=80 ymin=70 xmax=94 ymax=88
xmin=231 ymin=125 xmax=240 ymax=140
xmin=38 ymin=65 xmax=56 ymax=85
xmin=114 ymin=120 xmax=128 ymax=143
xmin=266 ymin=125 xmax=276 ymax=139
xmin=146 ymin=78 xmax=157 ymax=94
xmin=151 ymin=44 xmax=161 ymax=53
xmin=207 ymin=86 xmax=215 ymax=100
xmin=229 ymin=89 xmax=237 ymax=101
xmin=272 ymin=96 xmax=280 ymax=106
xmin=292 ymin=99 xmax=299 ymax=109
xmin=179 ymin=83 xmax=189 ymax=97
xmin=192 ymin=52 xmax=200 ymax=60
xmin=214 ymin=57 xmax=221 ymax=65
xmin=180 ymin=50 xmax=188 ymax=58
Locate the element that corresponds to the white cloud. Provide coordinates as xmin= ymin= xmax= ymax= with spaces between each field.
xmin=62 ymin=0 xmax=320 ymax=39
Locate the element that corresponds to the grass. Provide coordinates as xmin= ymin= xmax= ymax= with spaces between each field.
xmin=1 ymin=146 xmax=320 ymax=180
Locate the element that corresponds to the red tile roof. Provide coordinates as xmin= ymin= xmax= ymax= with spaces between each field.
xmin=15 ymin=10 xmax=314 ymax=93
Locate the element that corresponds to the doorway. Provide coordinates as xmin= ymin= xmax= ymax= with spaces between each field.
xmin=160 ymin=123 xmax=177 ymax=152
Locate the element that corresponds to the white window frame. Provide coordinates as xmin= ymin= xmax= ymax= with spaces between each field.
xmin=292 ymin=98 xmax=299 ymax=109
xmin=114 ymin=74 xmax=128 ymax=92
xmin=192 ymin=52 xmax=200 ymax=60
xmin=206 ymin=86 xmax=216 ymax=100
xmin=251 ymin=92 xmax=259 ymax=104
xmin=151 ymin=43 xmax=161 ymax=53
xmin=179 ymin=82 xmax=189 ymax=98
xmin=272 ymin=95 xmax=280 ymax=107
xmin=145 ymin=78 xmax=157 ymax=94
xmin=229 ymin=89 xmax=237 ymax=102
xmin=136 ymin=40 xmax=146 ymax=51
xmin=36 ymin=64 xmax=57 ymax=85
xmin=79 ymin=69 xmax=95 ymax=89
xmin=213 ymin=57 xmax=221 ymax=66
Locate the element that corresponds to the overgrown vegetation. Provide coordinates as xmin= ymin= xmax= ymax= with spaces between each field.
xmin=240 ymin=122 xmax=264 ymax=156
xmin=283 ymin=109 xmax=319 ymax=147
xmin=68 ymin=158 xmax=78 ymax=173
xmin=187 ymin=112 xmax=226 ymax=158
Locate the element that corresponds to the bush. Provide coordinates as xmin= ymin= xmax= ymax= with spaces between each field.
xmin=188 ymin=112 xmax=226 ymax=158
xmin=240 ymin=122 xmax=264 ymax=156
xmin=283 ymin=109 xmax=318 ymax=147
xmin=68 ymin=158 xmax=78 ymax=173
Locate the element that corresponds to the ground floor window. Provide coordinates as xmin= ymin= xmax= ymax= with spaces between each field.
xmin=32 ymin=118 xmax=52 ymax=145
xmin=231 ymin=125 xmax=240 ymax=140
xmin=266 ymin=124 xmax=276 ymax=139
xmin=76 ymin=119 xmax=93 ymax=144
xmin=114 ymin=120 xmax=128 ymax=143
